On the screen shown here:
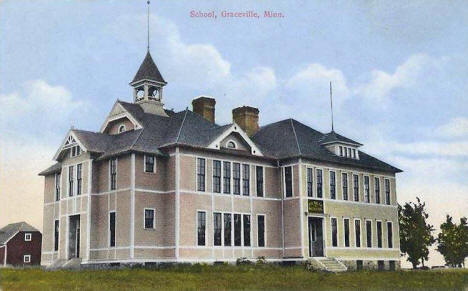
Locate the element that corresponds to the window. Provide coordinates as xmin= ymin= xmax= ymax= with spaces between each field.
xmin=353 ymin=174 xmax=359 ymax=202
xmin=307 ymin=168 xmax=313 ymax=197
xmin=385 ymin=179 xmax=391 ymax=205
xmin=110 ymin=158 xmax=117 ymax=191
xmin=197 ymin=158 xmax=206 ymax=192
xmin=347 ymin=148 xmax=351 ymax=157
xmin=224 ymin=213 xmax=232 ymax=246
xmin=330 ymin=171 xmax=336 ymax=199
xmin=223 ymin=162 xmax=231 ymax=194
xmin=256 ymin=166 xmax=264 ymax=197
xmin=377 ymin=221 xmax=383 ymax=248
xmin=352 ymin=149 xmax=356 ymax=159
xmin=23 ymin=255 xmax=31 ymax=263
xmin=144 ymin=209 xmax=155 ymax=229
xmin=233 ymin=163 xmax=241 ymax=195
xmin=213 ymin=160 xmax=221 ymax=193
xmin=243 ymin=214 xmax=251 ymax=247
xmin=118 ymin=124 xmax=126 ymax=133
xmin=378 ymin=260 xmax=385 ymax=271
xmin=24 ymin=233 xmax=32 ymax=241
xmin=234 ymin=214 xmax=242 ymax=246
xmin=55 ymin=173 xmax=61 ymax=201
xmin=197 ymin=211 xmax=206 ymax=246
xmin=70 ymin=145 xmax=81 ymax=157
xmin=316 ymin=169 xmax=323 ymax=198
xmin=76 ymin=163 xmax=82 ymax=195
xmin=356 ymin=260 xmax=363 ymax=270
xmin=366 ymin=220 xmax=372 ymax=248
xmin=257 ymin=215 xmax=265 ymax=247
xmin=355 ymin=220 xmax=361 ymax=248
xmin=54 ymin=220 xmax=59 ymax=252
xmin=389 ymin=261 xmax=396 ymax=271
xmin=214 ymin=212 xmax=222 ymax=246
xmin=375 ymin=177 xmax=380 ymax=204
xmin=331 ymin=217 xmax=338 ymax=247
xmin=68 ymin=166 xmax=74 ymax=197
xmin=339 ymin=146 xmax=343 ymax=156
xmin=344 ymin=218 xmax=350 ymax=247
xmin=285 ymin=166 xmax=292 ymax=197
xmin=109 ymin=211 xmax=116 ymax=247
xmin=242 ymin=164 xmax=250 ymax=196
xmin=145 ymin=155 xmax=155 ymax=173
xmin=227 ymin=141 xmax=236 ymax=149
xmin=342 ymin=173 xmax=348 ymax=200
xmin=364 ymin=176 xmax=370 ymax=203
xmin=387 ymin=222 xmax=393 ymax=248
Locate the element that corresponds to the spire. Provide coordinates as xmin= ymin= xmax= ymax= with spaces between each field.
xmin=147 ymin=0 xmax=150 ymax=52
xmin=329 ymin=81 xmax=334 ymax=132
xmin=131 ymin=51 xmax=166 ymax=84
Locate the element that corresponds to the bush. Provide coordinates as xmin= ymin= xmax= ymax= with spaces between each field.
xmin=256 ymin=256 xmax=267 ymax=265
xmin=236 ymin=257 xmax=252 ymax=265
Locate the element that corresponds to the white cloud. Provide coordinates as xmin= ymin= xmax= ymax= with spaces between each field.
xmin=436 ymin=117 xmax=468 ymax=138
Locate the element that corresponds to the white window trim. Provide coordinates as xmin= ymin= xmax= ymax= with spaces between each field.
xmin=144 ymin=154 xmax=156 ymax=174
xmin=109 ymin=211 xmax=116 ymax=248
xmin=306 ymin=167 xmax=314 ymax=197
xmin=222 ymin=161 xmax=232 ymax=194
xmin=196 ymin=210 xmax=207 ymax=246
xmin=364 ymin=175 xmax=370 ymax=203
xmin=387 ymin=221 xmax=394 ymax=248
xmin=241 ymin=163 xmax=250 ymax=196
xmin=109 ymin=158 xmax=118 ymax=191
xmin=330 ymin=216 xmax=338 ymax=247
xmin=255 ymin=166 xmax=265 ymax=197
xmin=257 ymin=214 xmax=267 ymax=247
xmin=283 ymin=166 xmax=294 ymax=198
xmin=54 ymin=219 xmax=60 ymax=252
xmin=329 ymin=170 xmax=336 ymax=200
xmin=376 ymin=220 xmax=383 ymax=249
xmin=226 ymin=139 xmax=238 ymax=149
xmin=343 ymin=217 xmax=350 ymax=248
xmin=196 ymin=157 xmax=206 ymax=192
xmin=385 ymin=178 xmax=391 ymax=205
xmin=24 ymin=233 xmax=32 ymax=242
xmin=375 ymin=176 xmax=381 ymax=204
xmin=55 ymin=173 xmax=61 ymax=201
xmin=143 ymin=208 xmax=156 ymax=230
xmin=354 ymin=218 xmax=361 ymax=248
xmin=316 ymin=168 xmax=324 ymax=199
xmin=353 ymin=174 xmax=360 ymax=202
xmin=23 ymin=254 xmax=31 ymax=263
xmin=118 ymin=124 xmax=126 ymax=133
xmin=342 ymin=172 xmax=348 ymax=201
xmin=365 ymin=219 xmax=373 ymax=248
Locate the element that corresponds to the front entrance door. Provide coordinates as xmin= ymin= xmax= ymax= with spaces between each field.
xmin=308 ymin=217 xmax=324 ymax=257
xmin=68 ymin=215 xmax=81 ymax=259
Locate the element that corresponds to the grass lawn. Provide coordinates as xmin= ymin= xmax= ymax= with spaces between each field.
xmin=1 ymin=264 xmax=468 ymax=291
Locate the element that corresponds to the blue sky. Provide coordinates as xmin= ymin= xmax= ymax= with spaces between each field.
xmin=1 ymin=0 xmax=468 ymax=266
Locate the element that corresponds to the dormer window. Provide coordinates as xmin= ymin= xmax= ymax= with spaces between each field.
xmin=70 ymin=145 xmax=81 ymax=157
xmin=118 ymin=124 xmax=126 ymax=133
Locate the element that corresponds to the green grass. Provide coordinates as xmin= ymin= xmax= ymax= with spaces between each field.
xmin=1 ymin=264 xmax=468 ymax=291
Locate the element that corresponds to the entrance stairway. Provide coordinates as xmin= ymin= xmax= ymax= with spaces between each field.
xmin=46 ymin=258 xmax=82 ymax=270
xmin=307 ymin=257 xmax=347 ymax=273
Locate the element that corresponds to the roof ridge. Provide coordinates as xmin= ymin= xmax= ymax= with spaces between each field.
xmin=176 ymin=108 xmax=189 ymax=143
xmin=290 ymin=119 xmax=302 ymax=155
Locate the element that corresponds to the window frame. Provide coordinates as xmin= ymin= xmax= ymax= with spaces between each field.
xmin=242 ymin=164 xmax=250 ymax=196
xmin=213 ymin=212 xmax=222 ymax=246
xmin=387 ymin=221 xmax=394 ymax=249
xmin=68 ymin=165 xmax=74 ymax=197
xmin=144 ymin=155 xmax=156 ymax=173
xmin=353 ymin=174 xmax=359 ymax=202
xmin=342 ymin=172 xmax=348 ymax=200
xmin=109 ymin=158 xmax=118 ymax=191
xmin=233 ymin=162 xmax=241 ymax=195
xmin=343 ymin=218 xmax=350 ymax=247
xmin=213 ymin=160 xmax=221 ymax=193
xmin=24 ymin=233 xmax=32 ymax=242
xmin=375 ymin=177 xmax=381 ymax=204
xmin=243 ymin=214 xmax=251 ymax=247
xmin=76 ymin=163 xmax=82 ymax=195
xmin=284 ymin=166 xmax=293 ymax=198
xmin=23 ymin=254 xmax=31 ymax=263
xmin=109 ymin=211 xmax=116 ymax=248
xmin=316 ymin=168 xmax=323 ymax=198
xmin=257 ymin=214 xmax=266 ymax=247
xmin=376 ymin=220 xmax=383 ymax=248
xmin=329 ymin=170 xmax=336 ymax=199
xmin=385 ymin=178 xmax=391 ymax=205
xmin=364 ymin=175 xmax=370 ymax=203
xmin=366 ymin=219 xmax=372 ymax=248
xmin=307 ymin=168 xmax=313 ymax=197
xmin=143 ymin=208 xmax=155 ymax=230
xmin=331 ymin=217 xmax=338 ymax=247
xmin=55 ymin=172 xmax=61 ymax=201
xmin=222 ymin=161 xmax=231 ymax=194
xmin=196 ymin=158 xmax=206 ymax=192
xmin=197 ymin=210 xmax=206 ymax=246
xmin=256 ymin=166 xmax=264 ymax=197
xmin=54 ymin=219 xmax=59 ymax=252
xmin=234 ymin=213 xmax=242 ymax=246
xmin=118 ymin=124 xmax=126 ymax=133
xmin=224 ymin=213 xmax=232 ymax=247
xmin=354 ymin=219 xmax=361 ymax=248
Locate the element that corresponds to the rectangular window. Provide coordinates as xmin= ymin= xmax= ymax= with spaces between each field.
xmin=68 ymin=166 xmax=74 ymax=197
xmin=197 ymin=211 xmax=206 ymax=246
xmin=144 ymin=209 xmax=155 ymax=229
xmin=110 ymin=159 xmax=117 ymax=191
xmin=223 ymin=162 xmax=231 ymax=194
xmin=109 ymin=211 xmax=116 ymax=247
xmin=224 ymin=213 xmax=232 ymax=246
xmin=385 ymin=179 xmax=391 ymax=205
xmin=234 ymin=214 xmax=242 ymax=246
xmin=352 ymin=149 xmax=356 ymax=159
xmin=197 ymin=158 xmax=206 ymax=192
xmin=347 ymin=148 xmax=351 ymax=157
xmin=366 ymin=220 xmax=372 ymax=248
xmin=377 ymin=221 xmax=383 ymax=248
xmin=71 ymin=146 xmax=81 ymax=157
xmin=316 ymin=169 xmax=323 ymax=198
xmin=364 ymin=176 xmax=370 ymax=203
xmin=307 ymin=168 xmax=313 ymax=197
xmin=233 ymin=163 xmax=241 ymax=195
xmin=76 ymin=163 xmax=82 ymax=195
xmin=242 ymin=164 xmax=250 ymax=196
xmin=330 ymin=171 xmax=336 ymax=199
xmin=256 ymin=166 xmax=264 ymax=197
xmin=375 ymin=177 xmax=380 ymax=204
xmin=353 ymin=174 xmax=359 ymax=202
xmin=257 ymin=215 xmax=265 ymax=247
xmin=145 ymin=155 xmax=155 ymax=173
xmin=54 ymin=220 xmax=59 ymax=252
xmin=387 ymin=221 xmax=393 ymax=248
xmin=339 ymin=146 xmax=343 ymax=156
xmin=213 ymin=160 xmax=221 ymax=193
xmin=355 ymin=220 xmax=361 ymax=248
xmin=23 ymin=255 xmax=31 ymax=263
xmin=285 ymin=166 xmax=292 ymax=197
xmin=342 ymin=173 xmax=348 ymax=200
xmin=55 ymin=173 xmax=61 ymax=201
xmin=344 ymin=218 xmax=350 ymax=247
xmin=214 ymin=212 xmax=222 ymax=246
xmin=331 ymin=217 xmax=338 ymax=247
xmin=243 ymin=214 xmax=251 ymax=247
xmin=24 ymin=233 xmax=32 ymax=241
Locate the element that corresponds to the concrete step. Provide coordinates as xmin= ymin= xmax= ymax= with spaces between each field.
xmin=311 ymin=257 xmax=347 ymax=273
xmin=62 ymin=258 xmax=82 ymax=270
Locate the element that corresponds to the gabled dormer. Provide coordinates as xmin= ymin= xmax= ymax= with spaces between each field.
xmin=321 ymin=131 xmax=362 ymax=160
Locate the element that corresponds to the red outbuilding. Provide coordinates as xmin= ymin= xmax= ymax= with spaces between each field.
xmin=0 ymin=222 xmax=42 ymax=266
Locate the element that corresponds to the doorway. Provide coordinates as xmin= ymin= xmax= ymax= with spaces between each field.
xmin=69 ymin=215 xmax=81 ymax=259
xmin=308 ymin=217 xmax=324 ymax=257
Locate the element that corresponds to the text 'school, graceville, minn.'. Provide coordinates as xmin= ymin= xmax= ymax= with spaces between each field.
xmin=190 ymin=10 xmax=285 ymax=19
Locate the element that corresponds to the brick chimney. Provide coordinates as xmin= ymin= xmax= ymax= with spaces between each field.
xmin=232 ymin=106 xmax=259 ymax=137
xmin=192 ymin=96 xmax=216 ymax=123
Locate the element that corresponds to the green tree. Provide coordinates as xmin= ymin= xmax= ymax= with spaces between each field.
xmin=437 ymin=215 xmax=468 ymax=267
xmin=399 ymin=197 xmax=435 ymax=269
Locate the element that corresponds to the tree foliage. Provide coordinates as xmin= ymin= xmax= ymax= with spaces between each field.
xmin=437 ymin=215 xmax=468 ymax=267
xmin=398 ymin=197 xmax=435 ymax=269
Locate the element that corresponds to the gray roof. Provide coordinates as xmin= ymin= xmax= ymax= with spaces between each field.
xmin=131 ymin=52 xmax=166 ymax=84
xmin=320 ymin=131 xmax=362 ymax=146
xmin=0 ymin=222 xmax=39 ymax=245
xmin=39 ymin=162 xmax=62 ymax=176
xmin=41 ymin=101 xmax=401 ymax=175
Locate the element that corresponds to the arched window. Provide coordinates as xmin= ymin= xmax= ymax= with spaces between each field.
xmin=118 ymin=124 xmax=126 ymax=133
xmin=227 ymin=141 xmax=236 ymax=149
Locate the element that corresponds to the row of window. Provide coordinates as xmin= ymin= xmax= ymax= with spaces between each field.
xmin=339 ymin=146 xmax=357 ymax=159
xmin=305 ymin=168 xmax=392 ymax=205
xmin=330 ymin=218 xmax=394 ymax=249
xmin=197 ymin=158 xmax=265 ymax=197
xmin=197 ymin=211 xmax=266 ymax=248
